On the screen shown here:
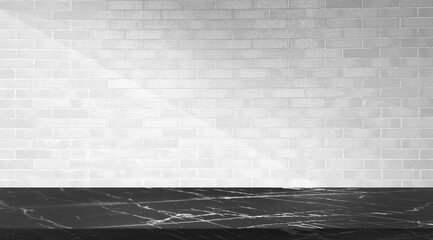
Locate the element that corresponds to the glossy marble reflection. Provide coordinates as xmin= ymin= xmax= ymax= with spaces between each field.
xmin=0 ymin=188 xmax=432 ymax=229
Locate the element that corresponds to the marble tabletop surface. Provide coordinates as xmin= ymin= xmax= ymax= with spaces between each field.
xmin=0 ymin=188 xmax=432 ymax=239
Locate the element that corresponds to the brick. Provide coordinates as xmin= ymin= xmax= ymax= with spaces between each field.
xmin=403 ymin=118 xmax=433 ymax=128
xmin=270 ymin=108 xmax=305 ymax=117
xmin=216 ymin=119 xmax=251 ymax=128
xmin=344 ymin=129 xmax=380 ymax=138
xmin=179 ymin=179 xmax=216 ymax=187
xmin=35 ymin=139 xmax=68 ymax=150
xmin=125 ymin=169 xmax=161 ymax=178
xmin=70 ymin=119 xmax=104 ymax=128
xmin=197 ymin=169 xmax=233 ymax=178
xmin=421 ymin=150 xmax=433 ymax=159
xmin=420 ymin=9 xmax=433 ymax=17
xmin=16 ymin=109 xmax=51 ymax=118
xmin=401 ymin=98 xmax=433 ymax=108
xmin=365 ymin=139 xmax=401 ymax=148
xmin=0 ymin=110 xmax=14 ymax=118
xmin=180 ymin=1 xmax=215 ymax=9
xmin=291 ymin=59 xmax=324 ymax=68
xmin=0 ymin=30 xmax=16 ymax=40
xmin=216 ymin=59 xmax=251 ymax=69
xmin=16 ymin=150 xmax=51 ymax=159
xmin=326 ymin=139 xmax=363 ymax=148
xmin=306 ymin=28 xmax=342 ymax=38
xmin=143 ymin=139 xmax=179 ymax=148
xmin=197 ymin=149 xmax=231 ymax=158
xmin=70 ymin=139 xmax=106 ymax=149
xmin=234 ymin=169 xmax=268 ymax=178
xmin=234 ymin=128 xmax=269 ymax=138
xmin=53 ymin=11 xmax=89 ymax=20
xmin=404 ymin=161 xmax=433 ymax=169
xmin=403 ymin=139 xmax=433 ymax=148
xmin=307 ymin=49 xmax=341 ymax=58
xmin=344 ymin=149 xmax=380 ymax=159
xmin=421 ymin=108 xmax=433 ymax=117
xmin=326 ymin=18 xmax=362 ymax=28
xmin=252 ymin=0 xmax=288 ymax=8
xmin=383 ymin=150 xmax=419 ymax=159
xmin=402 ymin=18 xmax=433 ymax=27
xmin=383 ymin=170 xmax=420 ymax=180
xmin=253 ymin=158 xmax=287 ymax=169
xmin=252 ymin=118 xmax=290 ymax=128
xmin=0 ymin=119 xmax=33 ymax=128
xmin=307 ymin=89 xmax=344 ymax=98
xmin=363 ymin=39 xmax=399 ymax=48
xmin=364 ymin=160 xmax=401 ymax=170
xmin=253 ymin=139 xmax=288 ymax=148
xmin=252 ymin=59 xmax=287 ymax=68
xmin=364 ymin=0 xmax=399 ymax=7
xmin=344 ymin=49 xmax=379 ymax=58
xmin=363 ymin=119 xmax=401 ymax=128
xmin=270 ymin=29 xmax=304 ymax=39
xmin=52 ymin=31 xmax=89 ymax=40
xmin=15 ymin=170 xmax=52 ymax=180
xmin=381 ymin=129 xmax=419 ymax=138
xmin=420 ymin=68 xmax=433 ymax=77
xmin=198 ymin=30 xmax=233 ymax=39
xmin=234 ymin=9 xmax=269 ymax=18
xmin=107 ymin=119 xmax=142 ymax=128
xmin=344 ymin=28 xmax=379 ymax=38
xmin=382 ymin=8 xmax=417 ymax=17
xmin=72 ymin=1 xmax=106 ymax=10
xmin=271 ymin=9 xmax=306 ymax=19
xmin=328 ymin=159 xmax=363 ymax=169
xmin=108 ymin=1 xmax=142 ymax=9
xmin=325 ymin=119 xmax=362 ymax=128
xmin=215 ymin=40 xmax=251 ymax=49
xmin=381 ymin=88 xmax=418 ymax=97
xmin=306 ymin=129 xmax=342 ymax=138
xmin=401 ymin=0 xmax=433 ymax=6
xmin=326 ymin=0 xmax=362 ymax=8
xmin=253 ymin=19 xmax=287 ymax=29
xmin=0 ymin=1 xmax=34 ymax=10
xmin=216 ymin=0 xmax=252 ymax=9
xmin=35 ymin=1 xmax=70 ymax=10
xmin=181 ymin=159 xmax=215 ymax=168
xmin=308 ymin=149 xmax=342 ymax=158
xmin=290 ymin=39 xmax=325 ymax=48
xmin=289 ymin=118 xmax=324 ymax=128
xmin=289 ymin=138 xmax=324 ymax=148
xmin=290 ymin=0 xmax=325 ymax=8
xmin=288 ymin=98 xmax=326 ymax=108
xmin=382 ymin=108 xmax=418 ymax=117
xmin=108 ymin=20 xmax=142 ymax=29
xmin=288 ymin=19 xmax=324 ymax=28
xmin=0 ymin=99 xmax=33 ymax=108
xmin=326 ymin=39 xmax=361 ymax=48
xmin=363 ymin=18 xmax=399 ymax=27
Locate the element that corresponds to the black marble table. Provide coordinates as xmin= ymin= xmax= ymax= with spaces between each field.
xmin=0 ymin=188 xmax=432 ymax=239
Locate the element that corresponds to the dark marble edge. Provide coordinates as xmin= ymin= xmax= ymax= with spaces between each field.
xmin=1 ymin=188 xmax=432 ymax=232
xmin=1 ymin=187 xmax=432 ymax=190
xmin=1 ymin=187 xmax=432 ymax=191
xmin=0 ymin=228 xmax=432 ymax=240
xmin=2 ymin=187 xmax=432 ymax=188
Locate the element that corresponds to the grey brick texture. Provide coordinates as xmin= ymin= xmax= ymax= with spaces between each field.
xmin=0 ymin=0 xmax=432 ymax=187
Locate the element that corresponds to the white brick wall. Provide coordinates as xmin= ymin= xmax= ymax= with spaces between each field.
xmin=0 ymin=0 xmax=432 ymax=187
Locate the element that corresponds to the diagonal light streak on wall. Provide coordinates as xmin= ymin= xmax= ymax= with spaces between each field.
xmin=0 ymin=7 xmax=315 ymax=187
